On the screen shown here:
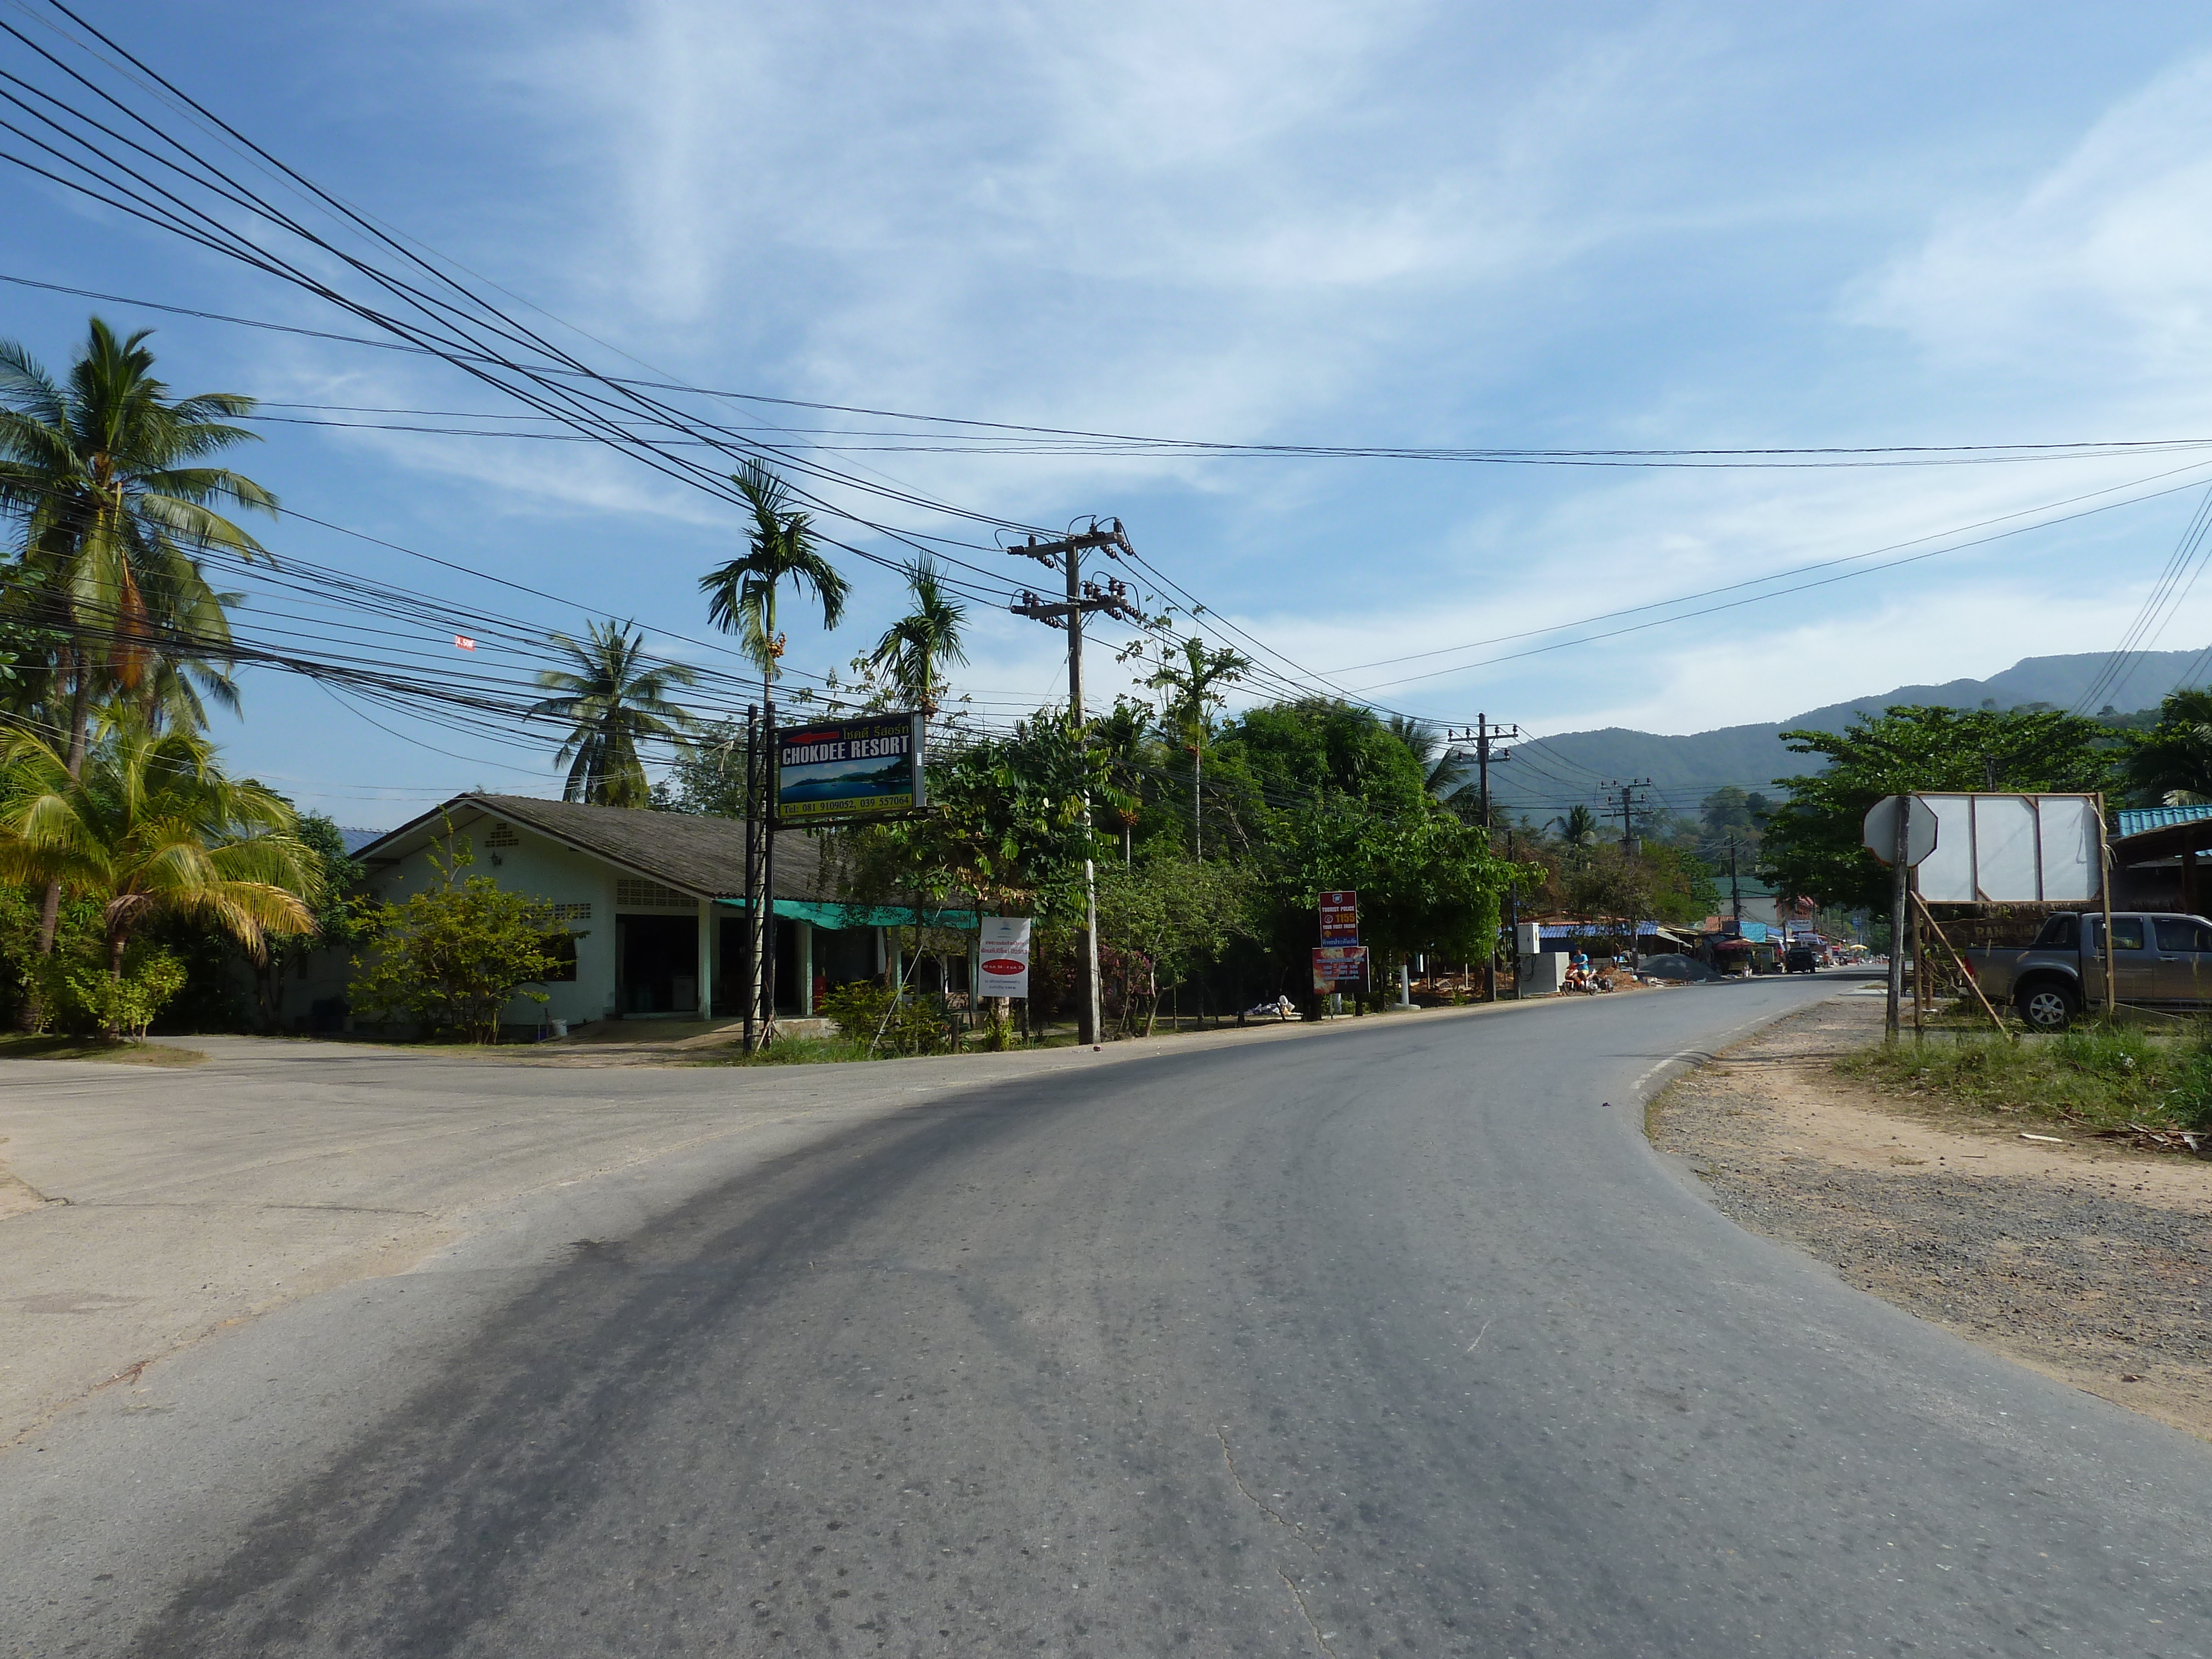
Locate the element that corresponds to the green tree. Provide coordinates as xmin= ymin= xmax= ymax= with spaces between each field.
xmin=0 ymin=319 xmax=275 ymax=766
xmin=700 ymin=461 xmax=849 ymax=705
xmin=847 ymin=711 xmax=1114 ymax=922
xmin=349 ymin=839 xmax=570 ymax=1042
xmin=1760 ymin=704 xmax=2120 ymax=910
xmin=527 ymin=620 xmax=697 ymax=808
xmin=2122 ymin=687 xmax=2212 ymax=805
xmin=654 ymin=717 xmax=753 ymax=818
xmin=1214 ymin=698 xmax=1522 ymax=998
xmin=0 ymin=716 xmax=315 ymax=1034
xmin=1136 ymin=636 xmax=1250 ymax=858
xmin=1094 ymin=854 xmax=1259 ymax=1034
xmin=1090 ymin=697 xmax=1154 ymax=863
xmin=1 ymin=320 xmax=278 ymax=961
xmin=867 ymin=556 xmax=967 ymax=716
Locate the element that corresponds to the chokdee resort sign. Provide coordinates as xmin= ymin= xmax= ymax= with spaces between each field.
xmin=775 ymin=713 xmax=927 ymax=824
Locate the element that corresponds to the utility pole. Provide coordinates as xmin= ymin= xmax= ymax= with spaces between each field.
xmin=1449 ymin=716 xmax=1520 ymax=1003
xmin=1726 ymin=832 xmax=1744 ymax=927
xmin=1606 ymin=778 xmax=1651 ymax=852
xmin=1505 ymin=827 xmax=1521 ymax=1001
xmin=1448 ymin=714 xmax=1521 ymax=834
xmin=743 ymin=702 xmax=774 ymax=1055
xmin=1008 ymin=520 xmax=1142 ymax=1046
xmin=1605 ymin=778 xmax=1653 ymax=966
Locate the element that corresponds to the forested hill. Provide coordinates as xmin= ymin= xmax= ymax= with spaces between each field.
xmin=1490 ymin=648 xmax=2204 ymax=816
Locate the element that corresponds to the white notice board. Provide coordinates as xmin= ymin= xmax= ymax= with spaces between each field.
xmin=977 ymin=916 xmax=1032 ymax=998
xmin=1909 ymin=794 xmax=2102 ymax=904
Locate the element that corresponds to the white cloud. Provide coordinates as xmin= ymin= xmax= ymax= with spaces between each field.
xmin=1855 ymin=51 xmax=2212 ymax=395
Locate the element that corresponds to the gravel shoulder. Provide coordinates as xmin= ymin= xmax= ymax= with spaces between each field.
xmin=1650 ymin=987 xmax=2212 ymax=1440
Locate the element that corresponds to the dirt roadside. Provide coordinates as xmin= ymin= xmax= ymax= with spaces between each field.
xmin=1649 ymin=989 xmax=2212 ymax=1441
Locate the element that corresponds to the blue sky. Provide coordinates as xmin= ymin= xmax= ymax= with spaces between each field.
xmin=8 ymin=2 xmax=2212 ymax=826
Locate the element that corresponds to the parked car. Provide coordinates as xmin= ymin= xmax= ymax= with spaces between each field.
xmin=1960 ymin=911 xmax=2212 ymax=1030
xmin=1783 ymin=944 xmax=1818 ymax=974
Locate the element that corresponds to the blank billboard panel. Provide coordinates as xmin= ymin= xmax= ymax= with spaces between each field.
xmin=1911 ymin=794 xmax=2102 ymax=904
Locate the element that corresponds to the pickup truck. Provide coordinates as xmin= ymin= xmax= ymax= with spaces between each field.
xmin=1962 ymin=911 xmax=2212 ymax=1030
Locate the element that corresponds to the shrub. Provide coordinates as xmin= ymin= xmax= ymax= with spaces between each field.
xmin=350 ymin=874 xmax=567 ymax=1042
xmin=31 ymin=943 xmax=187 ymax=1040
xmin=818 ymin=980 xmax=958 ymax=1056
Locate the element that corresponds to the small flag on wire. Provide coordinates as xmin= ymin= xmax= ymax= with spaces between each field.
xmin=454 ymin=634 xmax=476 ymax=650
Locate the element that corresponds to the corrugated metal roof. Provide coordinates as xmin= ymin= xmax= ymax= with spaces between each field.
xmin=2115 ymin=804 xmax=2212 ymax=837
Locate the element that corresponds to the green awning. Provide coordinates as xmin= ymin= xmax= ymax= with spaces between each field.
xmin=716 ymin=898 xmax=978 ymax=930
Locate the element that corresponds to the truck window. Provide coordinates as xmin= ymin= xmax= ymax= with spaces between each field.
xmin=2089 ymin=916 xmax=2146 ymax=951
xmin=2032 ymin=915 xmax=2079 ymax=949
xmin=2155 ymin=919 xmax=2212 ymax=952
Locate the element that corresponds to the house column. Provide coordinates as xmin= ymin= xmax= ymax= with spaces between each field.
xmin=697 ymin=896 xmax=714 ymax=1018
xmin=796 ymin=920 xmax=815 ymax=1015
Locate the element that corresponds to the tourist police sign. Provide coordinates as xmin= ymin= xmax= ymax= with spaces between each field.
xmin=1318 ymin=890 xmax=1359 ymax=945
xmin=776 ymin=713 xmax=926 ymax=824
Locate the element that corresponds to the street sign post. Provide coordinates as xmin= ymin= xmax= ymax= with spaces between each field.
xmin=1862 ymin=795 xmax=1938 ymax=868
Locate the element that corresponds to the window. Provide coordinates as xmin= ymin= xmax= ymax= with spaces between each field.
xmin=2090 ymin=916 xmax=2145 ymax=951
xmin=487 ymin=823 xmax=519 ymax=848
xmin=552 ymin=902 xmax=592 ymax=922
xmin=2032 ymin=915 xmax=2079 ymax=950
xmin=2156 ymin=919 xmax=2212 ymax=952
xmin=541 ymin=933 xmax=579 ymax=982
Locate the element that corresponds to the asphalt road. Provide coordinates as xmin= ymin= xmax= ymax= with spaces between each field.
xmin=10 ymin=978 xmax=2211 ymax=1657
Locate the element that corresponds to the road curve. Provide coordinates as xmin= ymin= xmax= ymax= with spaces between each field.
xmin=22 ymin=979 xmax=2212 ymax=1655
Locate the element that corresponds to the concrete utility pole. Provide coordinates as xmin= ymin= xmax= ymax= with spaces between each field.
xmin=1450 ymin=714 xmax=1521 ymax=834
xmin=1606 ymin=778 xmax=1651 ymax=853
xmin=743 ymin=702 xmax=774 ymax=1055
xmin=1449 ymin=716 xmax=1520 ymax=1003
xmin=1726 ymin=833 xmax=1744 ymax=926
xmin=1008 ymin=521 xmax=1142 ymax=1046
xmin=1605 ymin=778 xmax=1653 ymax=965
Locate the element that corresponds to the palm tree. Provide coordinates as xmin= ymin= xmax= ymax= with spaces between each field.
xmin=868 ymin=556 xmax=967 ymax=715
xmin=526 ymin=621 xmax=697 ymax=808
xmin=0 ymin=717 xmax=315 ymax=1031
xmin=1091 ymin=697 xmax=1152 ymax=864
xmin=0 ymin=319 xmax=276 ymax=768
xmin=1141 ymin=637 xmax=1251 ymax=857
xmin=1551 ymin=804 xmax=1601 ymax=854
xmin=1387 ymin=713 xmax=1480 ymax=807
xmin=699 ymin=461 xmax=849 ymax=712
xmin=2125 ymin=687 xmax=2212 ymax=805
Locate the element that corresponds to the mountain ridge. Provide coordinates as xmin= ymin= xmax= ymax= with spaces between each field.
xmin=1490 ymin=647 xmax=2204 ymax=818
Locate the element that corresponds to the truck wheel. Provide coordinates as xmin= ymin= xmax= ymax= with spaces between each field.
xmin=2017 ymin=980 xmax=2078 ymax=1032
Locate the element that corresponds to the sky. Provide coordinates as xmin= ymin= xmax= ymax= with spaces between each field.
xmin=8 ymin=2 xmax=2212 ymax=827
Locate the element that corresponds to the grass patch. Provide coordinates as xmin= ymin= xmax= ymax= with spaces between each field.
xmin=700 ymin=1034 xmax=883 ymax=1066
xmin=1839 ymin=1024 xmax=2212 ymax=1133
xmin=0 ymin=1034 xmax=206 ymax=1067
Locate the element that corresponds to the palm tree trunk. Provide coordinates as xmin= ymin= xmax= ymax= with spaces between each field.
xmin=28 ymin=649 xmax=93 ymax=985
